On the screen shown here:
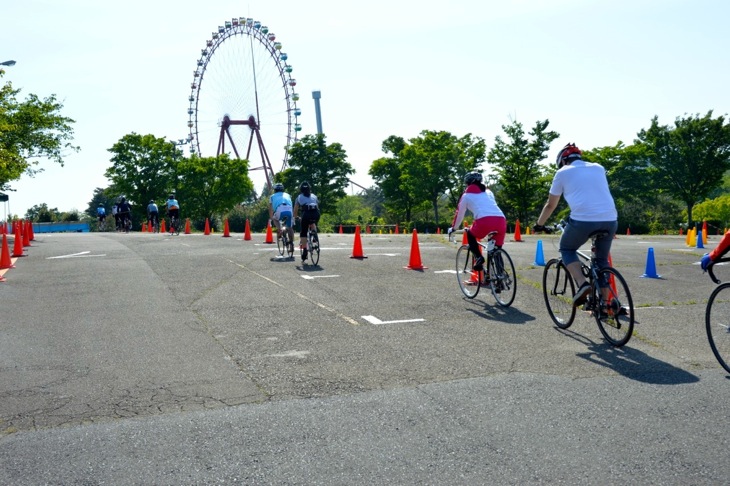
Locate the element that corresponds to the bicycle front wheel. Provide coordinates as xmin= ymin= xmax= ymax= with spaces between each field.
xmin=490 ymin=248 xmax=516 ymax=307
xmin=456 ymin=245 xmax=480 ymax=299
xmin=594 ymin=267 xmax=634 ymax=347
xmin=543 ymin=258 xmax=576 ymax=329
xmin=705 ymin=283 xmax=730 ymax=374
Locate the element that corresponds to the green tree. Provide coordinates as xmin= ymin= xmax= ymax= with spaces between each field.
xmin=105 ymin=133 xmax=180 ymax=208
xmin=636 ymin=111 xmax=730 ymax=226
xmin=0 ymin=71 xmax=78 ymax=191
xmin=25 ymin=203 xmax=60 ymax=222
xmin=175 ymin=154 xmax=253 ymax=223
xmin=369 ymin=136 xmax=414 ymax=222
xmin=403 ymin=130 xmax=485 ymax=225
xmin=278 ymin=133 xmax=354 ymax=215
xmin=486 ymin=119 xmax=558 ymax=223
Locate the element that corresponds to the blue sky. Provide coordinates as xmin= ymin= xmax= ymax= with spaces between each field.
xmin=3 ymin=0 xmax=729 ymax=217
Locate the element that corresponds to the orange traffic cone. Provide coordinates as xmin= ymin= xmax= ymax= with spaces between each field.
xmin=0 ymin=233 xmax=13 ymax=269
xmin=366 ymin=225 xmax=371 ymax=234
xmin=22 ymin=221 xmax=31 ymax=247
xmin=626 ymin=227 xmax=631 ymax=235
xmin=244 ymin=219 xmax=252 ymax=241
xmin=142 ymin=222 xmax=147 ymax=232
xmin=204 ymin=218 xmax=211 ymax=235
xmin=160 ymin=219 xmax=166 ymax=233
xmin=395 ymin=223 xmax=400 ymax=235
xmin=222 ymin=219 xmax=231 ymax=237
xmin=185 ymin=218 xmax=191 ymax=234
xmin=404 ymin=229 xmax=427 ymax=270
xmin=12 ymin=225 xmax=24 ymax=257
xmin=264 ymin=220 xmax=274 ymax=244
xmin=350 ymin=225 xmax=368 ymax=259
xmin=514 ymin=219 xmax=522 ymax=242
xmin=462 ymin=226 xmax=468 ymax=245
xmin=28 ymin=221 xmax=35 ymax=241
xmin=339 ymin=224 xmax=343 ymax=234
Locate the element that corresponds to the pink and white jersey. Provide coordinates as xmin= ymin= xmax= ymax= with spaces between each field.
xmin=452 ymin=185 xmax=505 ymax=228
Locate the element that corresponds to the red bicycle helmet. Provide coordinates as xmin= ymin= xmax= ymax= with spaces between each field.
xmin=556 ymin=143 xmax=582 ymax=168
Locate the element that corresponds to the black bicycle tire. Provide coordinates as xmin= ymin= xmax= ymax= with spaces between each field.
xmin=285 ymin=230 xmax=294 ymax=258
xmin=594 ymin=267 xmax=634 ymax=347
xmin=456 ymin=244 xmax=480 ymax=299
xmin=491 ymin=248 xmax=516 ymax=307
xmin=705 ymin=282 xmax=730 ymax=374
xmin=277 ymin=231 xmax=286 ymax=256
xmin=309 ymin=231 xmax=320 ymax=265
xmin=543 ymin=258 xmax=576 ymax=329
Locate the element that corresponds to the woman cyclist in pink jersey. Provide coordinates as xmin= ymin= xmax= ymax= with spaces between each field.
xmin=448 ymin=171 xmax=507 ymax=271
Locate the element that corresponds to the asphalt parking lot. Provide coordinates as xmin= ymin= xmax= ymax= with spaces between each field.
xmin=0 ymin=229 xmax=728 ymax=484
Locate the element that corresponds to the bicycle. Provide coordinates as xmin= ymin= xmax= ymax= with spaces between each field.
xmin=275 ymin=219 xmax=295 ymax=259
xmin=704 ymin=257 xmax=730 ymax=373
xmin=297 ymin=217 xmax=320 ymax=266
xmin=169 ymin=215 xmax=181 ymax=236
xmin=449 ymin=229 xmax=516 ymax=307
xmin=149 ymin=214 xmax=160 ymax=233
xmin=540 ymin=220 xmax=635 ymax=347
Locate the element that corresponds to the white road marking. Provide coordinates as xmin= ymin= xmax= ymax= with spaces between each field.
xmin=301 ymin=275 xmax=340 ymax=280
xmin=47 ymin=251 xmax=106 ymax=259
xmin=361 ymin=315 xmax=425 ymax=325
xmin=434 ymin=270 xmax=457 ymax=274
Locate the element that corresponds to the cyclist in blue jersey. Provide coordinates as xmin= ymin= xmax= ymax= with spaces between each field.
xmin=166 ymin=194 xmax=180 ymax=222
xmin=268 ymin=183 xmax=294 ymax=253
xmin=96 ymin=204 xmax=106 ymax=230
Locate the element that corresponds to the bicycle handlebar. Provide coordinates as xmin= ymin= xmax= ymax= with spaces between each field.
xmin=707 ymin=257 xmax=730 ymax=284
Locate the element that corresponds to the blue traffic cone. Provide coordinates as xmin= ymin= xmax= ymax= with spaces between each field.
xmin=696 ymin=231 xmax=704 ymax=249
xmin=640 ymin=247 xmax=662 ymax=278
xmin=534 ymin=240 xmax=545 ymax=266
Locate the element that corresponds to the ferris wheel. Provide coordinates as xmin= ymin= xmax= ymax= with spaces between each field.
xmin=187 ymin=17 xmax=301 ymax=194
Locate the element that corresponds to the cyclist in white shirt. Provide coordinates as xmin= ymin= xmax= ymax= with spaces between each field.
xmin=533 ymin=143 xmax=618 ymax=307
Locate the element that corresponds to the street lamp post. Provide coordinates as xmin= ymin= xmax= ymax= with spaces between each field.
xmin=0 ymin=60 xmax=16 ymax=66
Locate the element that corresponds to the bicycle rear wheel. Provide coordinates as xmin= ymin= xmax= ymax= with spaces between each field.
xmin=705 ymin=283 xmax=730 ymax=374
xmin=309 ymin=231 xmax=320 ymax=265
xmin=595 ymin=267 xmax=634 ymax=347
xmin=542 ymin=258 xmax=576 ymax=329
xmin=456 ymin=245 xmax=480 ymax=299
xmin=490 ymin=248 xmax=516 ymax=307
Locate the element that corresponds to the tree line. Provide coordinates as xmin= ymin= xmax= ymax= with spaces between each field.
xmin=3 ymin=67 xmax=730 ymax=234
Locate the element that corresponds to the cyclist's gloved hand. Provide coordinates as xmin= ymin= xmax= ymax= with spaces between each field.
xmin=533 ymin=224 xmax=546 ymax=233
xmin=701 ymin=253 xmax=712 ymax=271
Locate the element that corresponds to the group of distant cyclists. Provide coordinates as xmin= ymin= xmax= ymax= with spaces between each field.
xmin=96 ymin=194 xmax=180 ymax=233
xmin=268 ymin=181 xmax=320 ymax=262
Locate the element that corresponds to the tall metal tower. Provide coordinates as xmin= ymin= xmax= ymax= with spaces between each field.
xmin=312 ymin=90 xmax=323 ymax=134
